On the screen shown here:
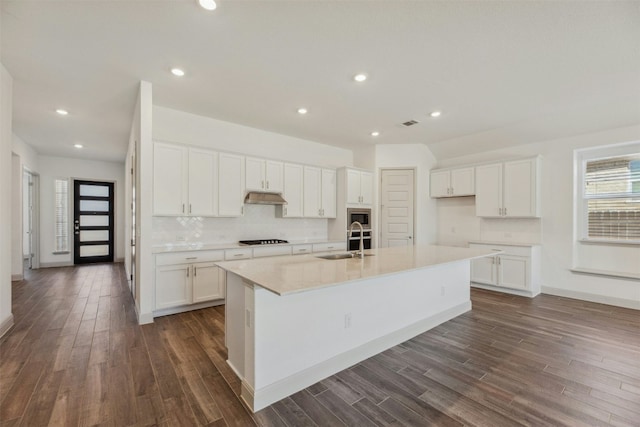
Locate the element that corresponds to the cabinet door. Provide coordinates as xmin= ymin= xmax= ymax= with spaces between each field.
xmin=470 ymin=256 xmax=497 ymax=285
xmin=153 ymin=142 xmax=187 ymax=215
xmin=497 ymin=255 xmax=529 ymax=289
xmin=475 ymin=163 xmax=503 ymax=217
xmin=155 ymin=264 xmax=191 ymax=309
xmin=321 ymin=169 xmax=337 ymax=218
xmin=282 ymin=163 xmax=304 ymax=217
xmin=430 ymin=170 xmax=451 ymax=198
xmin=346 ymin=169 xmax=361 ymax=204
xmin=503 ymin=158 xmax=539 ymax=218
xmin=245 ymin=157 xmax=265 ymax=191
xmin=218 ymin=153 xmax=245 ymax=217
xmin=188 ymin=148 xmax=218 ymax=216
xmin=451 ymin=167 xmax=475 ymax=196
xmin=192 ymin=262 xmax=224 ymax=303
xmin=265 ymin=160 xmax=284 ymax=193
xmin=303 ymin=166 xmax=322 ymax=218
xmin=360 ymin=171 xmax=374 ymax=205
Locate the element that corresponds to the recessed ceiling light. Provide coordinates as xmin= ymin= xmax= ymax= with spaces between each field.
xmin=171 ymin=68 xmax=185 ymax=77
xmin=371 ymin=131 xmax=380 ymax=137
xmin=198 ymin=0 xmax=217 ymax=10
xmin=430 ymin=111 xmax=442 ymax=118
xmin=74 ymin=144 xmax=83 ymax=149
xmin=56 ymin=109 xmax=68 ymax=115
xmin=354 ymin=73 xmax=367 ymax=82
xmin=297 ymin=108 xmax=308 ymax=115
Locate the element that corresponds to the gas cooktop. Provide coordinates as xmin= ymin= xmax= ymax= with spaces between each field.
xmin=239 ymin=239 xmax=289 ymax=246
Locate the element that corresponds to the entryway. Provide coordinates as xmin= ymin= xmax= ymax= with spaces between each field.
xmin=22 ymin=169 xmax=39 ymax=272
xmin=379 ymin=168 xmax=415 ymax=247
xmin=73 ymin=179 xmax=115 ymax=264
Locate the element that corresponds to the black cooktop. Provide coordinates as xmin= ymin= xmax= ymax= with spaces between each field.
xmin=239 ymin=239 xmax=289 ymax=246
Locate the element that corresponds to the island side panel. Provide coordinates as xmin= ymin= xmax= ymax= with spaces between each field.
xmin=250 ymin=260 xmax=472 ymax=411
xmin=225 ymin=272 xmax=247 ymax=379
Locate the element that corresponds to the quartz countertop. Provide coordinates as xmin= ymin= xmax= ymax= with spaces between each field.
xmin=468 ymin=240 xmax=541 ymax=247
xmin=217 ymin=244 xmax=500 ymax=296
xmin=152 ymin=238 xmax=345 ymax=254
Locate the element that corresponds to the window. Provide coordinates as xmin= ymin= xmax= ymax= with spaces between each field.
xmin=582 ymin=153 xmax=640 ymax=242
xmin=54 ymin=178 xmax=69 ymax=253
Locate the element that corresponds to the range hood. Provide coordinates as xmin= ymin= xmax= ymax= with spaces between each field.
xmin=244 ymin=192 xmax=287 ymax=205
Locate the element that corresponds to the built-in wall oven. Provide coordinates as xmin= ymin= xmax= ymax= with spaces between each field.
xmin=347 ymin=208 xmax=372 ymax=250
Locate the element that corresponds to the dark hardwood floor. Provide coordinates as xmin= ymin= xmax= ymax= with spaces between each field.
xmin=1 ymin=263 xmax=639 ymax=426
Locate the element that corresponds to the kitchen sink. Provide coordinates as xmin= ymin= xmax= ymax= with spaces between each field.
xmin=316 ymin=253 xmax=375 ymax=260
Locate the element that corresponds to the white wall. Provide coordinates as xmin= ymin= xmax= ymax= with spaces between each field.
xmin=37 ymin=155 xmax=126 ymax=266
xmin=0 ymin=63 xmax=14 ymax=336
xmin=153 ymin=106 xmax=353 ymax=168
xmin=435 ymin=124 xmax=640 ymax=308
xmin=374 ymin=144 xmax=439 ymax=246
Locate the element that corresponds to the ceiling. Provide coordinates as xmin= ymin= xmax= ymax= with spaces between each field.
xmin=2 ymin=1 xmax=639 ymax=163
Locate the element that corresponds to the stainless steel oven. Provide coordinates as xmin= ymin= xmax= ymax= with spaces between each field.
xmin=348 ymin=230 xmax=372 ymax=251
xmin=347 ymin=208 xmax=371 ymax=230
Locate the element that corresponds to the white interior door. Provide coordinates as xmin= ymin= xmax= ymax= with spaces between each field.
xmin=380 ymin=169 xmax=414 ymax=247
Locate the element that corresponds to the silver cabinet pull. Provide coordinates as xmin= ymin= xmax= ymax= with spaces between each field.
xmin=261 ymin=180 xmax=264 ymax=189
xmin=234 ymin=254 xmax=244 ymax=257
xmin=194 ymin=267 xmax=197 ymax=277
xmin=182 ymin=204 xmax=185 ymax=213
xmin=186 ymin=267 xmax=189 ymax=277
xmin=185 ymin=257 xmax=197 ymax=260
xmin=504 ymin=207 xmax=507 ymax=216
xmin=266 ymin=181 xmax=269 ymax=189
xmin=189 ymin=204 xmax=192 ymax=214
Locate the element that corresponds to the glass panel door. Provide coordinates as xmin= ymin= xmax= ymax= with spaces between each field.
xmin=74 ymin=180 xmax=114 ymax=264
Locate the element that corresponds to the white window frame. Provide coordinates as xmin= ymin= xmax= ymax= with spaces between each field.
xmin=53 ymin=177 xmax=70 ymax=254
xmin=576 ymin=142 xmax=640 ymax=246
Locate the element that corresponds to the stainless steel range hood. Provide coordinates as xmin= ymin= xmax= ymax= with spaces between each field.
xmin=244 ymin=192 xmax=287 ymax=205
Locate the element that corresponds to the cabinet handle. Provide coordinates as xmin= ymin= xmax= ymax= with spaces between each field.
xmin=194 ymin=266 xmax=197 ymax=277
xmin=234 ymin=254 xmax=244 ymax=257
xmin=182 ymin=204 xmax=185 ymax=213
xmin=186 ymin=267 xmax=189 ymax=277
xmin=261 ymin=180 xmax=265 ymax=189
xmin=266 ymin=181 xmax=269 ymax=189
xmin=504 ymin=207 xmax=507 ymax=216
xmin=189 ymin=204 xmax=192 ymax=214
xmin=297 ymin=249 xmax=306 ymax=252
xmin=497 ymin=256 xmax=501 ymax=265
xmin=185 ymin=257 xmax=197 ymax=260
xmin=284 ymin=207 xmax=287 ymax=216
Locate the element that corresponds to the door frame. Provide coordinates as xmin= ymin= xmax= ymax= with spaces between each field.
xmin=378 ymin=167 xmax=417 ymax=246
xmin=23 ymin=168 xmax=40 ymax=270
xmin=73 ymin=179 xmax=116 ymax=264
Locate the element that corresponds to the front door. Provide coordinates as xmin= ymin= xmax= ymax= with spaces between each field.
xmin=74 ymin=180 xmax=115 ymax=264
xmin=379 ymin=169 xmax=415 ymax=247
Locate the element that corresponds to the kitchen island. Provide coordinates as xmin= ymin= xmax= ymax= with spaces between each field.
xmin=217 ymin=244 xmax=498 ymax=412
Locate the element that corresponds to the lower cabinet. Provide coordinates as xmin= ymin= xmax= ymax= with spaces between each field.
xmin=469 ymin=243 xmax=541 ymax=297
xmin=155 ymin=251 xmax=226 ymax=311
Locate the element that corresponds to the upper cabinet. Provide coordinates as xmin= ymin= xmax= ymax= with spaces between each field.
xmin=475 ymin=157 xmax=540 ymax=218
xmin=218 ymin=153 xmax=245 ymax=217
xmin=430 ymin=167 xmax=475 ymax=198
xmin=245 ymin=157 xmax=284 ymax=193
xmin=153 ymin=143 xmax=217 ymax=216
xmin=280 ymin=163 xmax=304 ymax=218
xmin=303 ymin=166 xmax=337 ymax=218
xmin=346 ymin=169 xmax=373 ymax=206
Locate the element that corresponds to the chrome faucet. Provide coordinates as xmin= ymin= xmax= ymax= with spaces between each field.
xmin=349 ymin=221 xmax=365 ymax=258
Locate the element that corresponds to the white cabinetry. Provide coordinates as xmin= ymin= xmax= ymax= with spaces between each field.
xmin=303 ymin=167 xmax=336 ymax=218
xmin=245 ymin=157 xmax=284 ymax=193
xmin=346 ymin=169 xmax=374 ymax=206
xmin=469 ymin=243 xmax=541 ymax=297
xmin=218 ymin=153 xmax=245 ymax=217
xmin=430 ymin=167 xmax=475 ymax=198
xmin=152 ymin=141 xmax=221 ymax=217
xmin=475 ymin=157 xmax=540 ymax=218
xmin=279 ymin=163 xmax=304 ymax=218
xmin=155 ymin=251 xmax=225 ymax=312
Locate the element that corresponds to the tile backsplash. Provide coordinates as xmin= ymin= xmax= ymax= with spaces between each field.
xmin=152 ymin=204 xmax=328 ymax=245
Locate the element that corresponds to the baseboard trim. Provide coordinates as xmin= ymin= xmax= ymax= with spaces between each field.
xmin=153 ymin=300 xmax=225 ymax=318
xmin=11 ymin=274 xmax=23 ymax=281
xmin=0 ymin=314 xmax=15 ymax=338
xmin=40 ymin=261 xmax=73 ymax=268
xmin=542 ymin=286 xmax=640 ymax=310
xmin=471 ymin=283 xmax=539 ymax=298
xmin=248 ymin=301 xmax=472 ymax=412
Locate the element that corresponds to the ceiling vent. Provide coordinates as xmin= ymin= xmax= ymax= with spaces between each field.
xmin=402 ymin=120 xmax=419 ymax=127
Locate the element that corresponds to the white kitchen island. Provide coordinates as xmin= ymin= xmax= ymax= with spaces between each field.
xmin=217 ymin=244 xmax=498 ymax=412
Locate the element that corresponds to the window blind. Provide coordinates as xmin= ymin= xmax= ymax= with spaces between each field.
xmin=584 ymin=155 xmax=640 ymax=241
xmin=54 ymin=178 xmax=69 ymax=252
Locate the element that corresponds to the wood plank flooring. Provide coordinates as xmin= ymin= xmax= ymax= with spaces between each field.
xmin=1 ymin=263 xmax=639 ymax=426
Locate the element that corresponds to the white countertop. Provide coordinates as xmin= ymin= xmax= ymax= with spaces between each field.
xmin=217 ymin=244 xmax=500 ymax=296
xmin=152 ymin=238 xmax=345 ymax=253
xmin=468 ymin=240 xmax=541 ymax=247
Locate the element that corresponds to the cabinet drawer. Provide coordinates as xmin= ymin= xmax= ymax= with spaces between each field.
xmin=291 ymin=244 xmax=313 ymax=255
xmin=252 ymin=245 xmax=292 ymax=258
xmin=156 ymin=250 xmax=224 ymax=266
xmin=469 ymin=243 xmax=532 ymax=257
xmin=312 ymin=242 xmax=347 ymax=253
xmin=225 ymin=248 xmax=253 ymax=260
